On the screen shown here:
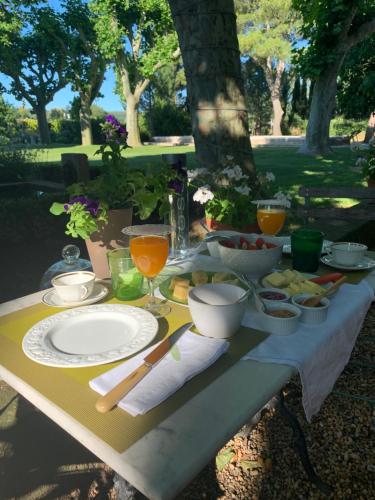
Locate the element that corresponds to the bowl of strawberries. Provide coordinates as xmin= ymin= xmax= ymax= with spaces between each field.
xmin=218 ymin=235 xmax=283 ymax=278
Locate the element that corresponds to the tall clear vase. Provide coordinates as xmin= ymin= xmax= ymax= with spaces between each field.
xmin=168 ymin=179 xmax=189 ymax=258
xmin=162 ymin=154 xmax=190 ymax=259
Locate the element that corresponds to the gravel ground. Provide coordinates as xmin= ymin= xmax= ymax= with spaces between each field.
xmin=1 ymin=305 xmax=374 ymax=499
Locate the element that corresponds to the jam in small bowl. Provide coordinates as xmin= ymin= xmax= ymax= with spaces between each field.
xmin=254 ymin=287 xmax=290 ymax=312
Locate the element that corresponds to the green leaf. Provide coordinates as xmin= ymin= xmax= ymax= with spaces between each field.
xmin=216 ymin=449 xmax=235 ymax=471
xmin=170 ymin=345 xmax=181 ymax=361
xmin=49 ymin=202 xmax=66 ymax=215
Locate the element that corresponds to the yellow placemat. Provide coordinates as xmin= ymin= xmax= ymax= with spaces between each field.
xmin=0 ymin=296 xmax=268 ymax=453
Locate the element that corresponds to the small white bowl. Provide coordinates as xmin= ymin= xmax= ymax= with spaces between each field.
xmin=218 ymin=236 xmax=283 ymax=278
xmin=188 ymin=283 xmax=247 ymax=338
xmin=291 ymin=294 xmax=330 ymax=324
xmin=255 ymin=287 xmax=290 ymax=312
xmin=259 ymin=302 xmax=301 ymax=335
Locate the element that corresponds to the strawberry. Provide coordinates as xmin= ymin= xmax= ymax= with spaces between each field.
xmin=240 ymin=236 xmax=250 ymax=249
xmin=222 ymin=240 xmax=236 ymax=249
xmin=255 ymin=237 xmax=265 ymax=249
xmin=265 ymin=242 xmax=277 ymax=249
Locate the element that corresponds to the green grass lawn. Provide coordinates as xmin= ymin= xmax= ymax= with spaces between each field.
xmin=29 ymin=143 xmax=364 ymax=207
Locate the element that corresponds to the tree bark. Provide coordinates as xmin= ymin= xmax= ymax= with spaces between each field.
xmin=364 ymin=111 xmax=375 ymax=143
xmin=34 ymin=103 xmax=51 ymax=144
xmin=126 ymin=95 xmax=141 ymax=147
xmin=116 ymin=53 xmax=143 ymax=147
xmin=299 ymin=55 xmax=346 ymax=155
xmin=79 ymin=96 xmax=93 ymax=146
xmin=300 ymin=14 xmax=375 ymax=156
xmin=264 ymin=59 xmax=285 ymax=136
xmin=168 ymin=0 xmax=255 ymax=174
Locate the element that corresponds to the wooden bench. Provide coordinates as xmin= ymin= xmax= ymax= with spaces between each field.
xmin=296 ymin=186 xmax=375 ymax=221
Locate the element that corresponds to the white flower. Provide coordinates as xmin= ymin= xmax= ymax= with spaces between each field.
xmin=222 ymin=165 xmax=246 ymax=181
xmin=187 ymin=167 xmax=208 ymax=180
xmin=273 ymin=191 xmax=292 ymax=208
xmin=226 ymin=155 xmax=234 ymax=160
xmin=234 ymin=185 xmax=251 ymax=196
xmin=193 ymin=185 xmax=214 ymax=204
xmin=265 ymin=172 xmax=276 ymax=182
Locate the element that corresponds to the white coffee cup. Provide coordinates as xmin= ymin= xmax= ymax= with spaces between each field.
xmin=52 ymin=271 xmax=96 ymax=303
xmin=328 ymin=242 xmax=367 ymax=266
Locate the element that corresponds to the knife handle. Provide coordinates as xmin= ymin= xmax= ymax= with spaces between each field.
xmin=95 ymin=363 xmax=151 ymax=413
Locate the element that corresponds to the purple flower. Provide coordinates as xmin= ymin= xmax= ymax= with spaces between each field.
xmin=168 ymin=178 xmax=184 ymax=194
xmin=105 ymin=114 xmax=121 ymax=128
xmin=66 ymin=196 xmax=100 ymax=217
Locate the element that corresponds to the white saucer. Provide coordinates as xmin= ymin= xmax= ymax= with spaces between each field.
xmin=320 ymin=255 xmax=375 ymax=271
xmin=42 ymin=283 xmax=109 ymax=308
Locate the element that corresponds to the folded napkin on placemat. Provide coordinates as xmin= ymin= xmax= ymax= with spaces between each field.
xmin=241 ymin=281 xmax=374 ymax=421
xmin=90 ymin=331 xmax=229 ymax=416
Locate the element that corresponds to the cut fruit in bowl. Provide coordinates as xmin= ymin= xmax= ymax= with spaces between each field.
xmin=218 ymin=235 xmax=283 ymax=278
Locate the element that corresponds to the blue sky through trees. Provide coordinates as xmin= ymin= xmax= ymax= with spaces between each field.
xmin=0 ymin=0 xmax=123 ymax=111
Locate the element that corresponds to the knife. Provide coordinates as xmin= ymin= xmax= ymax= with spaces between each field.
xmin=95 ymin=322 xmax=193 ymax=413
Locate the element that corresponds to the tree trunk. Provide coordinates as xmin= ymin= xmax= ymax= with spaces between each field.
xmin=299 ymin=55 xmax=346 ymax=156
xmin=126 ymin=95 xmax=141 ymax=147
xmin=271 ymin=97 xmax=283 ymax=136
xmin=264 ymin=59 xmax=285 ymax=136
xmin=364 ymin=111 xmax=375 ymax=143
xmin=34 ymin=104 xmax=51 ymax=144
xmin=79 ymin=97 xmax=93 ymax=146
xmin=168 ymin=0 xmax=255 ymax=174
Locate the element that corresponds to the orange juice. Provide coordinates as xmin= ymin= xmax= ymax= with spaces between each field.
xmin=257 ymin=208 xmax=286 ymax=235
xmin=130 ymin=235 xmax=169 ymax=278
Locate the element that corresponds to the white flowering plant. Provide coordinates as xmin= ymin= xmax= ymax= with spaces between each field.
xmin=189 ymin=156 xmax=282 ymax=229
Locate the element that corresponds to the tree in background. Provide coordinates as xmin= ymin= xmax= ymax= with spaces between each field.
xmin=0 ymin=6 xmax=69 ymax=144
xmin=59 ymin=0 xmax=106 ymax=146
xmin=294 ymin=0 xmax=375 ymax=155
xmin=337 ymin=35 xmax=375 ymax=142
xmin=242 ymin=59 xmax=272 ymax=135
xmin=168 ymin=0 xmax=255 ymax=173
xmin=90 ymin=0 xmax=179 ymax=147
xmin=237 ymin=0 xmax=300 ymax=136
xmin=142 ymin=61 xmax=190 ymax=136
xmin=0 ymin=96 xmax=17 ymax=144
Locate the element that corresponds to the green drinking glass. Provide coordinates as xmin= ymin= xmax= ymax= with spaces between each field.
xmin=107 ymin=248 xmax=145 ymax=300
xmin=291 ymin=229 xmax=324 ymax=273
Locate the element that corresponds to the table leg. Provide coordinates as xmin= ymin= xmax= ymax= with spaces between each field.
xmin=277 ymin=391 xmax=333 ymax=495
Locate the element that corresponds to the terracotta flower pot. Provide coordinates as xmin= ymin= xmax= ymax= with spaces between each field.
xmin=85 ymin=208 xmax=133 ymax=279
xmin=205 ymin=216 xmax=260 ymax=233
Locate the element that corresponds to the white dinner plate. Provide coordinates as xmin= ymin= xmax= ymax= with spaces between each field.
xmin=42 ymin=283 xmax=109 ymax=308
xmin=320 ymin=255 xmax=375 ymax=271
xmin=22 ymin=304 xmax=159 ymax=367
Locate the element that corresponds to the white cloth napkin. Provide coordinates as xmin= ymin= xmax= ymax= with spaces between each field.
xmin=90 ymin=331 xmax=229 ymax=416
xmin=241 ymin=280 xmax=374 ymax=421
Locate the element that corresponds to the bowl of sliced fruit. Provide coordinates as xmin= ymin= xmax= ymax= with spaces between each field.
xmin=218 ymin=235 xmax=283 ymax=278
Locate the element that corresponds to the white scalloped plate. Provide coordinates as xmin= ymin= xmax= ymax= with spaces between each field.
xmin=22 ymin=304 xmax=159 ymax=367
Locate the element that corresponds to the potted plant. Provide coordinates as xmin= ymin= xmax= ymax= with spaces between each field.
xmin=50 ymin=115 xmax=178 ymax=277
xmin=189 ymin=156 xmax=285 ymax=232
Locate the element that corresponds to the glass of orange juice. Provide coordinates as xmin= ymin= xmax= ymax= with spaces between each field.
xmin=256 ymin=200 xmax=287 ymax=236
xmin=123 ymin=224 xmax=171 ymax=317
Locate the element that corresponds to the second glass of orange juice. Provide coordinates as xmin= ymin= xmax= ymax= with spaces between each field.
xmin=256 ymin=200 xmax=286 ymax=236
xmin=123 ymin=224 xmax=171 ymax=317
